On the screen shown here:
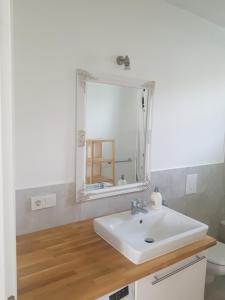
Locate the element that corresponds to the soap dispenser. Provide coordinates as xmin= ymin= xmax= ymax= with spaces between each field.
xmin=150 ymin=186 xmax=162 ymax=209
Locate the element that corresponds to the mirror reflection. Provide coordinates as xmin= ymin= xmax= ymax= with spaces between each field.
xmin=85 ymin=82 xmax=149 ymax=191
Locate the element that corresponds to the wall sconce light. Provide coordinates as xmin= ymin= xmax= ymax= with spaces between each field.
xmin=116 ymin=55 xmax=131 ymax=70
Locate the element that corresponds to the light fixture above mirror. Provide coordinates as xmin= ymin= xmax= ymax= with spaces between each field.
xmin=116 ymin=55 xmax=131 ymax=70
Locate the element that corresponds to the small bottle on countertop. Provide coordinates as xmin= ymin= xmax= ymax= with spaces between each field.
xmin=150 ymin=186 xmax=162 ymax=209
xmin=118 ymin=175 xmax=127 ymax=185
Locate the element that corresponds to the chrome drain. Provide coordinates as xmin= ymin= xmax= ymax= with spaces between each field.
xmin=144 ymin=237 xmax=154 ymax=243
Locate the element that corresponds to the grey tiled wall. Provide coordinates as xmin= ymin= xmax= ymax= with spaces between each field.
xmin=16 ymin=163 xmax=225 ymax=236
xmin=151 ymin=163 xmax=225 ymax=237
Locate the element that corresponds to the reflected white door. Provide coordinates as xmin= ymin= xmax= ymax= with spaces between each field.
xmin=0 ymin=0 xmax=17 ymax=299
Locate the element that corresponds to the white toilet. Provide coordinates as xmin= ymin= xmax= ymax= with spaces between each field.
xmin=206 ymin=220 xmax=225 ymax=284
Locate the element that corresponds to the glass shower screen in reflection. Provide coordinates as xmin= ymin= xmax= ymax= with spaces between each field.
xmin=85 ymin=81 xmax=149 ymax=192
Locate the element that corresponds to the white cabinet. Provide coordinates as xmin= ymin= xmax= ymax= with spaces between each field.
xmin=135 ymin=254 xmax=207 ymax=300
xmin=97 ymin=253 xmax=207 ymax=300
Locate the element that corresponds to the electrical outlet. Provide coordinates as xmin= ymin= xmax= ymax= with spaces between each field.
xmin=31 ymin=196 xmax=44 ymax=210
xmin=31 ymin=194 xmax=56 ymax=210
xmin=185 ymin=174 xmax=198 ymax=195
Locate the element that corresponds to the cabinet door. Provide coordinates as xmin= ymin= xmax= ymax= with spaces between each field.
xmin=135 ymin=255 xmax=207 ymax=300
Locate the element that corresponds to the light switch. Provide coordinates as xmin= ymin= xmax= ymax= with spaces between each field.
xmin=185 ymin=174 xmax=198 ymax=195
xmin=44 ymin=194 xmax=56 ymax=208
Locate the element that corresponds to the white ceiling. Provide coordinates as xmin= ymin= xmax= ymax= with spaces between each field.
xmin=165 ymin=0 xmax=225 ymax=28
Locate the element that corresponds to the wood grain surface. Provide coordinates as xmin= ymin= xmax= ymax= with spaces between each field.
xmin=17 ymin=219 xmax=216 ymax=300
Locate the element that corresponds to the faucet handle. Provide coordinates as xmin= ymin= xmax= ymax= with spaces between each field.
xmin=132 ymin=199 xmax=143 ymax=207
xmin=131 ymin=199 xmax=139 ymax=207
xmin=131 ymin=199 xmax=136 ymax=205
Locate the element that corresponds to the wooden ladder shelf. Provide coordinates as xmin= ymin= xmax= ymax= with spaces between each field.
xmin=86 ymin=139 xmax=115 ymax=185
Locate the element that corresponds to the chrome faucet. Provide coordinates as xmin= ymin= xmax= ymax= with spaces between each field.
xmin=131 ymin=199 xmax=148 ymax=215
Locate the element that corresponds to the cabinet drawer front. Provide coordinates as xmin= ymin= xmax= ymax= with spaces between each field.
xmin=135 ymin=256 xmax=207 ymax=300
xmin=152 ymin=255 xmax=206 ymax=285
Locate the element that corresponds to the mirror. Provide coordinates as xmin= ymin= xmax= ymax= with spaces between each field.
xmin=85 ymin=82 xmax=148 ymax=190
xmin=76 ymin=70 xmax=155 ymax=201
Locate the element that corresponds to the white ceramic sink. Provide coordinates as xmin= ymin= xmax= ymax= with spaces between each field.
xmin=94 ymin=206 xmax=208 ymax=264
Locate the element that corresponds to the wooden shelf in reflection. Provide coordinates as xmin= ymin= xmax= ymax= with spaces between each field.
xmin=86 ymin=139 xmax=115 ymax=185
xmin=85 ymin=176 xmax=114 ymax=183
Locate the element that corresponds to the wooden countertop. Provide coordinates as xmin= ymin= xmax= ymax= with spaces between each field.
xmin=17 ymin=219 xmax=216 ymax=300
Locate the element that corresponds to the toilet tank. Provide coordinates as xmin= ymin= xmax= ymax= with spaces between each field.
xmin=219 ymin=220 xmax=225 ymax=243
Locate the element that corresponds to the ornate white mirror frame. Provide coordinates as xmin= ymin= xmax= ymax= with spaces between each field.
xmin=75 ymin=69 xmax=156 ymax=202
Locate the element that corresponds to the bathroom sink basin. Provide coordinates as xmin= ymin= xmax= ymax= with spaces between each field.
xmin=94 ymin=206 xmax=208 ymax=264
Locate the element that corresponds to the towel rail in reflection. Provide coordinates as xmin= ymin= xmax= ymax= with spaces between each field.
xmin=114 ymin=158 xmax=132 ymax=164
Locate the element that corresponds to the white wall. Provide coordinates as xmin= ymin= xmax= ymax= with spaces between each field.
xmin=14 ymin=0 xmax=225 ymax=189
xmin=86 ymin=83 xmax=124 ymax=141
